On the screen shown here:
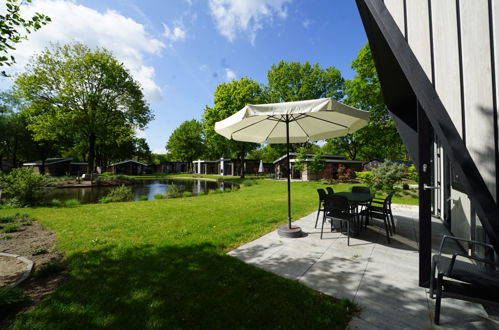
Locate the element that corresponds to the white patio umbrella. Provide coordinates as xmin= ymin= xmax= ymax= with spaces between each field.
xmin=215 ymin=98 xmax=369 ymax=237
xmin=258 ymin=160 xmax=264 ymax=173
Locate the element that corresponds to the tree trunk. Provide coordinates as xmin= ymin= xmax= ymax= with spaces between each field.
xmin=87 ymin=133 xmax=96 ymax=174
xmin=40 ymin=158 xmax=46 ymax=175
xmin=12 ymin=136 xmax=18 ymax=168
xmin=239 ymin=154 xmax=245 ymax=178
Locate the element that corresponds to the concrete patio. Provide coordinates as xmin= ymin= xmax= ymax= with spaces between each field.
xmin=228 ymin=205 xmax=499 ymax=329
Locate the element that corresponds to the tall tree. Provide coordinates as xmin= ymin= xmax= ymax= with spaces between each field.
xmin=202 ymin=78 xmax=263 ymax=178
xmin=15 ymin=43 xmax=153 ymax=173
xmin=1 ymin=0 xmax=51 ymax=76
xmin=266 ymin=61 xmax=344 ymax=102
xmin=266 ymin=61 xmax=345 ymax=152
xmin=166 ymin=119 xmax=205 ymax=170
xmin=325 ymin=44 xmax=407 ymax=161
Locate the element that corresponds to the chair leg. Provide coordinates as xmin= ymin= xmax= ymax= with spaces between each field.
xmin=320 ymin=213 xmax=326 ymax=239
xmin=434 ymin=274 xmax=443 ymax=325
xmin=315 ymin=201 xmax=321 ymax=228
xmin=389 ymin=209 xmax=396 ymax=234
xmin=383 ymin=215 xmax=391 ymax=243
xmin=429 ymin=260 xmax=436 ymax=298
xmin=347 ymin=221 xmax=350 ymax=246
xmin=384 ymin=211 xmax=393 ymax=236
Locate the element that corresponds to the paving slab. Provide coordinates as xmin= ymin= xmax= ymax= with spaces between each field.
xmin=229 ymin=207 xmax=499 ymax=329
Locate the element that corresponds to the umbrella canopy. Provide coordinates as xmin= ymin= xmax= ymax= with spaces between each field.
xmin=214 ymin=98 xmax=369 ymax=237
xmin=215 ymin=98 xmax=369 ymax=144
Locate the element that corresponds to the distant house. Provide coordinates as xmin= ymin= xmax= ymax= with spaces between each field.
xmin=153 ymin=161 xmax=189 ymax=174
xmin=192 ymin=158 xmax=274 ymax=176
xmin=273 ymin=153 xmax=364 ymax=181
xmin=23 ymin=158 xmax=88 ymax=176
xmin=108 ymin=160 xmax=148 ymax=175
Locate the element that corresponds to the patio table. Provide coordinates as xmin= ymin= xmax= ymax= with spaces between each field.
xmin=329 ymin=192 xmax=374 ymax=236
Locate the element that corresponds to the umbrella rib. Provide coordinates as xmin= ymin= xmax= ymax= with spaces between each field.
xmin=294 ymin=119 xmax=311 ymax=140
xmin=230 ymin=117 xmax=271 ymax=139
xmin=264 ymin=117 xmax=282 ymax=142
xmin=304 ymin=113 xmax=350 ymax=129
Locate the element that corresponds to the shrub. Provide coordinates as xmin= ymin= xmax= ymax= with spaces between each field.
xmin=232 ymin=185 xmax=240 ymax=191
xmin=402 ymin=183 xmax=410 ymax=190
xmin=48 ymin=199 xmax=63 ymax=207
xmin=337 ymin=164 xmax=356 ymax=182
xmin=0 ymin=286 xmax=27 ymax=309
xmin=0 ymin=215 xmax=15 ymax=223
xmin=224 ymin=188 xmax=231 ymax=193
xmin=138 ymin=195 xmax=148 ymax=201
xmin=371 ymin=161 xmax=407 ymax=191
xmin=166 ymin=184 xmax=182 ymax=198
xmin=356 ymin=171 xmax=374 ymax=186
xmin=99 ymin=185 xmax=133 ymax=203
xmin=154 ymin=193 xmax=164 ymax=200
xmin=406 ymin=164 xmax=419 ymax=182
xmin=0 ymin=167 xmax=45 ymax=206
xmin=242 ymin=180 xmax=253 ymax=186
xmin=182 ymin=191 xmax=193 ymax=198
xmin=64 ymin=199 xmax=80 ymax=207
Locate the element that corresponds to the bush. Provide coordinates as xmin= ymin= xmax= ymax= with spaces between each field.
xmin=166 ymin=184 xmax=182 ymax=198
xmin=138 ymin=195 xmax=148 ymax=201
xmin=99 ymin=185 xmax=133 ymax=203
xmin=402 ymin=183 xmax=410 ymax=190
xmin=64 ymin=199 xmax=80 ymax=207
xmin=0 ymin=286 xmax=27 ymax=309
xmin=337 ymin=164 xmax=356 ymax=182
xmin=371 ymin=161 xmax=407 ymax=191
xmin=48 ymin=199 xmax=63 ymax=207
xmin=242 ymin=180 xmax=253 ymax=186
xmin=154 ymin=193 xmax=164 ymax=200
xmin=356 ymin=171 xmax=373 ymax=186
xmin=34 ymin=262 xmax=65 ymax=278
xmin=182 ymin=191 xmax=193 ymax=198
xmin=406 ymin=164 xmax=418 ymax=182
xmin=2 ymin=223 xmax=20 ymax=233
xmin=0 ymin=168 xmax=45 ymax=206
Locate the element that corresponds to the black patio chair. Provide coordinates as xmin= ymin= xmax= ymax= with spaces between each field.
xmin=360 ymin=191 xmax=395 ymax=243
xmin=326 ymin=186 xmax=335 ymax=195
xmin=315 ymin=188 xmax=327 ymax=228
xmin=322 ymin=195 xmax=356 ymax=244
xmin=430 ymin=235 xmax=499 ymax=325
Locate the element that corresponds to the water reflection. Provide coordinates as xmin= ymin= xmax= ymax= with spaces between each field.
xmin=43 ymin=179 xmax=236 ymax=204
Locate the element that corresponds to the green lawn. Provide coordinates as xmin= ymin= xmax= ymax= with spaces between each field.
xmin=1 ymin=180 xmax=416 ymax=329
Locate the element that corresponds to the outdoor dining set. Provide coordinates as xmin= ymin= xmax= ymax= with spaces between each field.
xmin=315 ymin=186 xmax=395 ymax=245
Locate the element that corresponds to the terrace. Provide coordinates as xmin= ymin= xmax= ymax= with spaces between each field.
xmin=229 ymin=205 xmax=499 ymax=329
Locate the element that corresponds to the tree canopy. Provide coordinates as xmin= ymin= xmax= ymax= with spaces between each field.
xmin=325 ymin=44 xmax=407 ymax=161
xmin=15 ymin=43 xmax=153 ymax=173
xmin=202 ymin=77 xmax=263 ymax=177
xmin=166 ymin=119 xmax=205 ymax=168
xmin=1 ymin=0 xmax=51 ymax=76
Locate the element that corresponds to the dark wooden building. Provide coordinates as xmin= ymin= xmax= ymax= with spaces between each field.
xmin=108 ymin=160 xmax=148 ymax=175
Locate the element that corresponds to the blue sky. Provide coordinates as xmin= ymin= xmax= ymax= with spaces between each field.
xmin=4 ymin=0 xmax=367 ymax=154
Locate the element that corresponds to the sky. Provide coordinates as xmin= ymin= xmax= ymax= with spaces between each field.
xmin=2 ymin=0 xmax=367 ymax=154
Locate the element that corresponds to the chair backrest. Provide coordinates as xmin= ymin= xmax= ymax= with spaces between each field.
xmin=326 ymin=186 xmax=334 ymax=195
xmin=352 ymin=186 xmax=370 ymax=194
xmin=385 ymin=191 xmax=395 ymax=209
xmin=317 ymin=188 xmax=327 ymax=201
xmin=324 ymin=195 xmax=350 ymax=212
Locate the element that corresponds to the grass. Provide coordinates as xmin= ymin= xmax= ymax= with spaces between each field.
xmin=0 ymin=180 xmax=416 ymax=328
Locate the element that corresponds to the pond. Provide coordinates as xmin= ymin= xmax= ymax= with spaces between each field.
xmin=42 ymin=179 xmax=238 ymax=204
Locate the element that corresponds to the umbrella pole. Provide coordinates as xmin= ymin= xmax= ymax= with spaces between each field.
xmin=286 ymin=115 xmax=292 ymax=228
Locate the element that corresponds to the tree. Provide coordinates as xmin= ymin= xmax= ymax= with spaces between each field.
xmin=1 ymin=0 xmax=51 ymax=76
xmin=202 ymin=78 xmax=263 ymax=178
xmin=247 ymin=144 xmax=282 ymax=163
xmin=266 ymin=61 xmax=344 ymax=102
xmin=166 ymin=119 xmax=205 ymax=170
xmin=325 ymin=44 xmax=407 ymax=161
xmin=266 ymin=61 xmax=345 ymax=152
xmin=15 ymin=43 xmax=153 ymax=174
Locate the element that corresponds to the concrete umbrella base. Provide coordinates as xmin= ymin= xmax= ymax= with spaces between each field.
xmin=277 ymin=225 xmax=303 ymax=238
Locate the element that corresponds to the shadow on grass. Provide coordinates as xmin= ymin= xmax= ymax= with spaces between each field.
xmin=13 ymin=243 xmax=355 ymax=329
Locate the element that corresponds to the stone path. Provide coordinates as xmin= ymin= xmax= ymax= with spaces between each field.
xmin=229 ymin=205 xmax=499 ymax=329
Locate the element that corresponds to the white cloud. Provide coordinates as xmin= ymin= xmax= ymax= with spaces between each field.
xmin=9 ymin=0 xmax=165 ymax=104
xmin=162 ymin=23 xmax=187 ymax=42
xmin=199 ymin=64 xmax=209 ymax=71
xmin=224 ymin=68 xmax=236 ymax=81
xmin=302 ymin=19 xmax=311 ymax=29
xmin=152 ymin=148 xmax=166 ymax=154
xmin=208 ymin=0 xmax=292 ymax=44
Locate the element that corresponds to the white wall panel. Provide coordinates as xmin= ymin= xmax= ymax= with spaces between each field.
xmin=384 ymin=0 xmax=405 ymax=38
xmin=406 ymin=0 xmax=432 ymax=80
xmin=460 ymin=0 xmax=496 ymax=201
xmin=431 ymin=0 xmax=463 ymax=138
